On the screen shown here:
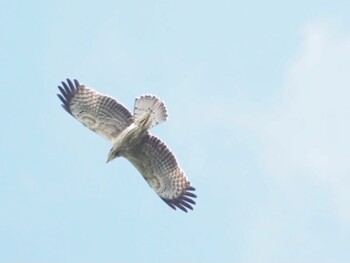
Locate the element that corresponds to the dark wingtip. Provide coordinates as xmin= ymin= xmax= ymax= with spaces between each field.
xmin=182 ymin=196 xmax=196 ymax=205
xmin=57 ymin=78 xmax=80 ymax=114
xmin=74 ymin=79 xmax=80 ymax=87
xmin=161 ymin=185 xmax=197 ymax=213
xmin=161 ymin=198 xmax=176 ymax=210
xmin=183 ymin=191 xmax=197 ymax=198
xmin=176 ymin=203 xmax=189 ymax=213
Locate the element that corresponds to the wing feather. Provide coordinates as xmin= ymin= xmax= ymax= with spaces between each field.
xmin=57 ymin=79 xmax=196 ymax=212
xmin=57 ymin=78 xmax=133 ymax=142
xmin=124 ymin=134 xmax=196 ymax=212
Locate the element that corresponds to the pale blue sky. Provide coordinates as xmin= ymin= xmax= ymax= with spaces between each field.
xmin=1 ymin=1 xmax=350 ymax=262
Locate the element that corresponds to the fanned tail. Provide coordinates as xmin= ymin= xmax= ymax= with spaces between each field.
xmin=134 ymin=95 xmax=168 ymax=129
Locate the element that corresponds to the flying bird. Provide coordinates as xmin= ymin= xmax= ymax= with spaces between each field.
xmin=57 ymin=79 xmax=196 ymax=212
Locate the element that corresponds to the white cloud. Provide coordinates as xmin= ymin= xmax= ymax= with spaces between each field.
xmin=246 ymin=21 xmax=350 ymax=224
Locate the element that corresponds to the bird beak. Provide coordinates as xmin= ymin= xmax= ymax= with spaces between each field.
xmin=106 ymin=155 xmax=112 ymax=164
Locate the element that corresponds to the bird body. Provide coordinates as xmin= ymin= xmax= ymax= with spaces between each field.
xmin=57 ymin=79 xmax=196 ymax=212
xmin=107 ymin=95 xmax=167 ymax=162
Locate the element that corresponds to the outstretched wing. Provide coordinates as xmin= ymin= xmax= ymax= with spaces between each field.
xmin=124 ymin=134 xmax=196 ymax=212
xmin=57 ymin=79 xmax=133 ymax=142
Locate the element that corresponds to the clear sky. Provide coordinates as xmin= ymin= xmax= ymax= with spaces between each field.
xmin=1 ymin=0 xmax=350 ymax=262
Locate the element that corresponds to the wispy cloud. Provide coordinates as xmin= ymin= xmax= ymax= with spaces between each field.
xmin=245 ymin=21 xmax=350 ymax=224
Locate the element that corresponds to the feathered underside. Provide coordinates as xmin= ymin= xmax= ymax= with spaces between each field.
xmin=124 ymin=134 xmax=196 ymax=212
xmin=57 ymin=78 xmax=196 ymax=212
xmin=134 ymin=95 xmax=168 ymax=129
xmin=57 ymin=79 xmax=133 ymax=142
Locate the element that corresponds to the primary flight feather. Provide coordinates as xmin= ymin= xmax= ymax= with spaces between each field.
xmin=57 ymin=79 xmax=196 ymax=212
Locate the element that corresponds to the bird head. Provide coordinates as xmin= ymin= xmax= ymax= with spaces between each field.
xmin=106 ymin=147 xmax=121 ymax=163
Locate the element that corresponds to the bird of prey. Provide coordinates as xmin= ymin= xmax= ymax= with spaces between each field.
xmin=57 ymin=79 xmax=196 ymax=212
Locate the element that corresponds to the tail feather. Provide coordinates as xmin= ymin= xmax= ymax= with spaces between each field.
xmin=134 ymin=95 xmax=168 ymax=129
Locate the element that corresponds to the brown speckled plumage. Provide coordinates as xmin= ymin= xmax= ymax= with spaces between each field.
xmin=57 ymin=79 xmax=196 ymax=212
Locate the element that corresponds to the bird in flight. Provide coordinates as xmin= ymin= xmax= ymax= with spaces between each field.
xmin=57 ymin=79 xmax=196 ymax=212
